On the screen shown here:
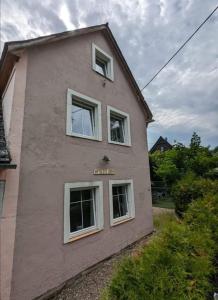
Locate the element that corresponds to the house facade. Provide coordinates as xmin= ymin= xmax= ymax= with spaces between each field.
xmin=0 ymin=24 xmax=153 ymax=300
xmin=150 ymin=136 xmax=172 ymax=153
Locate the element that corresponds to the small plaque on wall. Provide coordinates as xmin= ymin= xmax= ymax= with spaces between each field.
xmin=93 ymin=168 xmax=115 ymax=175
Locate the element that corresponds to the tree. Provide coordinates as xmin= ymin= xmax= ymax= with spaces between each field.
xmin=190 ymin=132 xmax=201 ymax=150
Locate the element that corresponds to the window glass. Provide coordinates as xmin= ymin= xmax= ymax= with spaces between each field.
xmin=70 ymin=189 xmax=95 ymax=233
xmin=110 ymin=115 xmax=124 ymax=143
xmin=0 ymin=181 xmax=5 ymax=216
xmin=71 ymin=102 xmax=94 ymax=137
xmin=112 ymin=185 xmax=128 ymax=219
xmin=95 ymin=58 xmax=107 ymax=77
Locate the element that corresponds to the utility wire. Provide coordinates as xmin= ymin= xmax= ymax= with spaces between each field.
xmin=141 ymin=5 xmax=218 ymax=91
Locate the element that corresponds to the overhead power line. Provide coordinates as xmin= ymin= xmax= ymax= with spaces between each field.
xmin=141 ymin=5 xmax=218 ymax=91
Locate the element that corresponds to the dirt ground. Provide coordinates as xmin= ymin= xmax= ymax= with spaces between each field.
xmin=50 ymin=207 xmax=172 ymax=300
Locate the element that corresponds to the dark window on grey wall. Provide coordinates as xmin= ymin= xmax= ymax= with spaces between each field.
xmin=70 ymin=188 xmax=95 ymax=233
xmin=95 ymin=58 xmax=107 ymax=77
xmin=0 ymin=181 xmax=5 ymax=216
xmin=112 ymin=185 xmax=128 ymax=219
xmin=110 ymin=115 xmax=125 ymax=143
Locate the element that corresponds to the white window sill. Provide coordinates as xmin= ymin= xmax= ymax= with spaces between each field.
xmin=93 ymin=69 xmax=113 ymax=81
xmin=108 ymin=140 xmax=131 ymax=147
xmin=65 ymin=228 xmax=103 ymax=244
xmin=111 ymin=216 xmax=135 ymax=227
xmin=66 ymin=132 xmax=102 ymax=142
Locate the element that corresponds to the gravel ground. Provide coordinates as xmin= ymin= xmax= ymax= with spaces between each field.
xmin=50 ymin=207 xmax=170 ymax=300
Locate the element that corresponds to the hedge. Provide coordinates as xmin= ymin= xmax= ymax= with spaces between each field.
xmin=102 ymin=194 xmax=218 ymax=300
xmin=171 ymin=173 xmax=218 ymax=216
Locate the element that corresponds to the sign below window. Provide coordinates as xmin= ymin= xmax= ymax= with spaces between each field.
xmin=93 ymin=168 xmax=115 ymax=175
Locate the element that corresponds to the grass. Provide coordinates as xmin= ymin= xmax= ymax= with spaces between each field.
xmin=152 ymin=197 xmax=175 ymax=209
xmin=153 ymin=212 xmax=177 ymax=231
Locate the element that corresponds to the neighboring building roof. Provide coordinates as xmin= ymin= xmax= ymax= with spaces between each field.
xmin=0 ymin=23 xmax=153 ymax=122
xmin=150 ymin=136 xmax=173 ymax=153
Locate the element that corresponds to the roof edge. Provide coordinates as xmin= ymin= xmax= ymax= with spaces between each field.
xmin=0 ymin=23 xmax=153 ymax=121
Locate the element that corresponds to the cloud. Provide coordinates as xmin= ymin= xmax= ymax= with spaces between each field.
xmin=1 ymin=0 xmax=218 ymax=148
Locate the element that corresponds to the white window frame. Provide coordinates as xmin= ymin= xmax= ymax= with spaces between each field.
xmin=64 ymin=181 xmax=104 ymax=243
xmin=92 ymin=43 xmax=114 ymax=81
xmin=66 ymin=89 xmax=102 ymax=141
xmin=107 ymin=106 xmax=131 ymax=146
xmin=109 ymin=179 xmax=135 ymax=226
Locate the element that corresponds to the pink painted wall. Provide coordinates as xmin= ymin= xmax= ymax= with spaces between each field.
xmin=0 ymin=54 xmax=27 ymax=300
xmin=10 ymin=31 xmax=153 ymax=299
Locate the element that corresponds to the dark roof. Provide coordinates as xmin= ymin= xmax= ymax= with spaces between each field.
xmin=0 ymin=23 xmax=153 ymax=122
xmin=150 ymin=136 xmax=173 ymax=153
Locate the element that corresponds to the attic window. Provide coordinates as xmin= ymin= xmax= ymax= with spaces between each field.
xmin=92 ymin=43 xmax=114 ymax=81
xmin=96 ymin=57 xmax=107 ymax=77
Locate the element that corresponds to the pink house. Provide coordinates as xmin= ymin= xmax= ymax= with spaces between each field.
xmin=0 ymin=24 xmax=153 ymax=300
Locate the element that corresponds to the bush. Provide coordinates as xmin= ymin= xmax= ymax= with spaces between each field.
xmin=185 ymin=194 xmax=218 ymax=250
xmin=171 ymin=173 xmax=218 ymax=216
xmin=184 ymin=194 xmax=218 ymax=295
xmin=102 ymin=197 xmax=217 ymax=300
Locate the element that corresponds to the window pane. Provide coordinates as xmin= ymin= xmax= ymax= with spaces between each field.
xmin=70 ymin=189 xmax=95 ymax=233
xmin=0 ymin=181 xmax=5 ymax=216
xmin=71 ymin=102 xmax=94 ymax=137
xmin=112 ymin=186 xmax=119 ymax=196
xmin=82 ymin=199 xmax=95 ymax=228
xmin=70 ymin=202 xmax=82 ymax=232
xmin=82 ymin=108 xmax=94 ymax=136
xmin=113 ymin=196 xmax=120 ymax=219
xmin=112 ymin=185 xmax=128 ymax=219
xmin=82 ymin=189 xmax=92 ymax=200
xmin=119 ymin=194 xmax=128 ymax=216
xmin=96 ymin=58 xmax=107 ymax=76
xmin=110 ymin=116 xmax=124 ymax=143
xmin=70 ymin=190 xmax=81 ymax=203
xmin=72 ymin=104 xmax=83 ymax=135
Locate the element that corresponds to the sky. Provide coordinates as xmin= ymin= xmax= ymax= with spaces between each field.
xmin=0 ymin=0 xmax=217 ymax=149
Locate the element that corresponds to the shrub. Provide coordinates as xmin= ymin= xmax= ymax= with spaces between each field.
xmin=171 ymin=173 xmax=218 ymax=216
xmin=184 ymin=194 xmax=218 ymax=295
xmin=102 ymin=205 xmax=216 ymax=300
xmin=184 ymin=194 xmax=218 ymax=251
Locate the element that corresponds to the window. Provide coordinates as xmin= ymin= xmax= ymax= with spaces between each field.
xmin=109 ymin=179 xmax=135 ymax=226
xmin=95 ymin=57 xmax=107 ymax=77
xmin=107 ymin=106 xmax=131 ymax=146
xmin=92 ymin=43 xmax=114 ymax=81
xmin=66 ymin=89 xmax=102 ymax=141
xmin=64 ymin=181 xmax=104 ymax=243
xmin=110 ymin=115 xmax=124 ymax=143
xmin=0 ymin=181 xmax=5 ymax=217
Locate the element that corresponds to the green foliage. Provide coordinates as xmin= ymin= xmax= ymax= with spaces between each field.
xmin=184 ymin=194 xmax=218 ymax=250
xmin=150 ymin=132 xmax=218 ymax=185
xmin=190 ymin=131 xmax=201 ymax=150
xmin=171 ymin=173 xmax=218 ymax=216
xmin=102 ymin=195 xmax=218 ymax=300
xmin=150 ymin=133 xmax=218 ymax=210
xmin=153 ymin=212 xmax=176 ymax=231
